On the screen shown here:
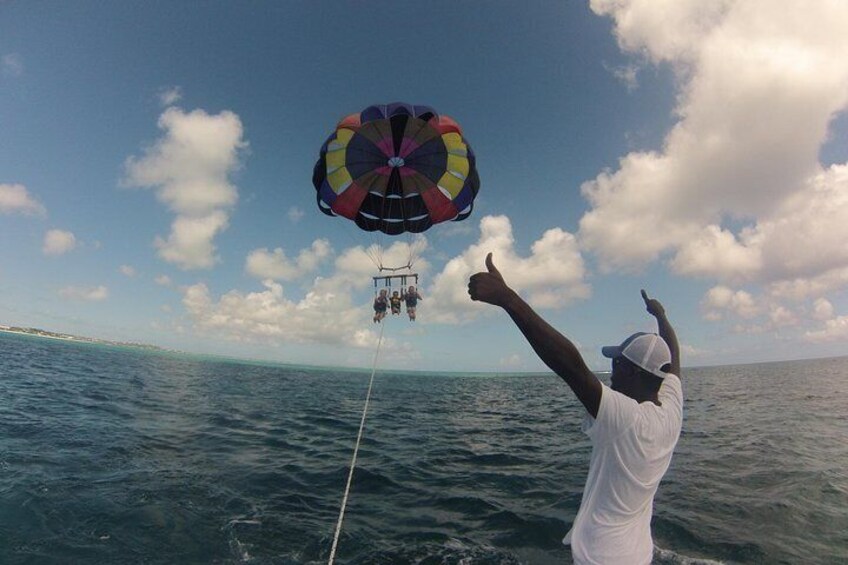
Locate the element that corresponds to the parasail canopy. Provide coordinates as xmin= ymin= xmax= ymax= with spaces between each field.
xmin=313 ymin=102 xmax=480 ymax=236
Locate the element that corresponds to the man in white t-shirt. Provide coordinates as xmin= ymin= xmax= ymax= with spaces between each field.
xmin=468 ymin=253 xmax=682 ymax=565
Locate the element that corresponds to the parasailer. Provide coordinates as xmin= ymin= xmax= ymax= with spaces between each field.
xmin=403 ymin=285 xmax=422 ymax=321
xmin=372 ymin=289 xmax=388 ymax=323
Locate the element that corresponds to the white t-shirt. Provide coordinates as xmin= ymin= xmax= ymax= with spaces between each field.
xmin=563 ymin=374 xmax=683 ymax=565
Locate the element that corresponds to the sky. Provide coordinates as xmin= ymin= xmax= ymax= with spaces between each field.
xmin=2 ymin=0 xmax=848 ymax=372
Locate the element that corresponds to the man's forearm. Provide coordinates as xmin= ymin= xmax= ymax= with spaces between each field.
xmin=501 ymin=290 xmax=601 ymax=415
xmin=655 ymin=314 xmax=680 ymax=376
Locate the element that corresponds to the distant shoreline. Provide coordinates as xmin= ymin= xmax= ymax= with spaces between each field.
xmin=4 ymin=324 xmax=843 ymax=376
xmin=0 ymin=325 xmax=166 ymax=352
xmin=0 ymin=327 xmax=551 ymax=377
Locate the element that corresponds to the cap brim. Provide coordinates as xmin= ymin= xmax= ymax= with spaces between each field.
xmin=601 ymin=345 xmax=623 ymax=358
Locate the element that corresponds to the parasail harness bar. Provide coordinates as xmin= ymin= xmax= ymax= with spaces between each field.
xmin=377 ymin=263 xmax=414 ymax=273
xmin=373 ymin=272 xmax=419 ymax=290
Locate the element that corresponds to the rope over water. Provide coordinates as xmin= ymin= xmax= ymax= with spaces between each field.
xmin=328 ymin=320 xmax=386 ymax=564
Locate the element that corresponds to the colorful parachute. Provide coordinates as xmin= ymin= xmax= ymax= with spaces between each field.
xmin=313 ymin=103 xmax=480 ymax=235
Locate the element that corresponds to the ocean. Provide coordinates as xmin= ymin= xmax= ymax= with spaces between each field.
xmin=1 ymin=331 xmax=846 ymax=564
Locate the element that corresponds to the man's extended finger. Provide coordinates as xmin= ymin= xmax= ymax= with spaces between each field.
xmin=641 ymin=289 xmax=649 ymax=302
xmin=485 ymin=252 xmax=500 ymax=275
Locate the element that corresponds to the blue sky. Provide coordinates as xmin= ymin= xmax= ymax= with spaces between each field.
xmin=2 ymin=1 xmax=848 ymax=372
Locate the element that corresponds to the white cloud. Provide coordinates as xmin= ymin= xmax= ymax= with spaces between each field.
xmin=182 ymin=279 xmax=377 ymax=348
xmin=1 ymin=53 xmax=23 ymax=76
xmin=123 ymin=107 xmax=247 ymax=270
xmin=119 ymin=265 xmax=136 ymax=277
xmin=59 ymin=285 xmax=108 ymax=302
xmin=580 ymin=0 xmax=848 ymax=296
xmin=176 ymin=236 xmax=436 ymax=358
xmin=669 ymin=224 xmax=762 ymax=283
xmin=0 ymin=184 xmax=45 ymax=216
xmin=766 ymin=267 xmax=848 ymax=302
xmin=42 ymin=229 xmax=77 ymax=256
xmin=812 ymin=298 xmax=834 ymax=321
xmin=287 ymin=206 xmax=304 ymax=223
xmin=805 ymin=315 xmax=848 ymax=342
xmin=179 ymin=275 xmax=420 ymax=366
xmin=768 ymin=305 xmax=797 ymax=328
xmin=701 ymin=285 xmax=759 ymax=321
xmin=245 ymin=239 xmax=332 ymax=281
xmin=154 ymin=211 xmax=229 ymax=270
xmin=698 ymin=285 xmax=837 ymax=338
xmin=154 ymin=274 xmax=172 ymax=286
xmin=158 ymin=86 xmax=182 ymax=106
xmin=427 ymin=215 xmax=590 ymax=324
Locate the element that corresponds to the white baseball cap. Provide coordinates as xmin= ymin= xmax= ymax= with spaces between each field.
xmin=602 ymin=332 xmax=672 ymax=379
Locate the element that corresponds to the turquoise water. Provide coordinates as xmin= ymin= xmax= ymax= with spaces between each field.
xmin=1 ymin=331 xmax=846 ymax=563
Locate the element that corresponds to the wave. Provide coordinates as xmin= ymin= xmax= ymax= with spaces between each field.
xmin=654 ymin=546 xmax=726 ymax=564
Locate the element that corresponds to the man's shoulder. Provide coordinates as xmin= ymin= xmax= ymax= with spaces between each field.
xmin=660 ymin=373 xmax=683 ymax=398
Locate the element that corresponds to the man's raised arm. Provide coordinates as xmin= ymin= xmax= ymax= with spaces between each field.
xmin=641 ymin=290 xmax=681 ymax=378
xmin=468 ymin=253 xmax=602 ymax=417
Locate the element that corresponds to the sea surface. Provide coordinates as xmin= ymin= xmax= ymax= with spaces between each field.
xmin=1 ymin=331 xmax=846 ymax=564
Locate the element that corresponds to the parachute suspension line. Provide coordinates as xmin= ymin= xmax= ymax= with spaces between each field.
xmin=396 ymin=176 xmax=412 ymax=270
xmin=334 ymin=216 xmax=382 ymax=271
xmin=373 ymin=242 xmax=384 ymax=272
xmin=408 ymin=233 xmax=425 ymax=272
xmin=327 ymin=320 xmax=386 ymax=565
xmin=393 ymin=186 xmax=419 ymax=273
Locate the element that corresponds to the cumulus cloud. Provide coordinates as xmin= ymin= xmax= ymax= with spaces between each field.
xmin=701 ymin=285 xmax=760 ymax=321
xmin=812 ymin=298 xmax=834 ymax=321
xmin=179 ymin=274 xmax=420 ymax=367
xmin=768 ymin=305 xmax=797 ymax=328
xmin=581 ymin=0 xmax=848 ymax=294
xmin=154 ymin=274 xmax=172 ymax=286
xmin=427 ymin=215 xmax=590 ymax=324
xmin=123 ymin=107 xmax=247 ymax=270
xmin=805 ymin=315 xmax=848 ymax=342
xmin=154 ymin=210 xmax=230 ymax=269
xmin=42 ymin=229 xmax=77 ymax=256
xmin=182 ymin=279 xmax=374 ymax=347
xmin=59 ymin=285 xmax=108 ymax=302
xmin=119 ymin=265 xmax=136 ymax=277
xmin=245 ymin=239 xmax=332 ymax=281
xmin=0 ymin=184 xmax=45 ymax=216
xmin=175 ymin=235 xmax=437 ymax=360
xmin=698 ymin=284 xmax=843 ymax=339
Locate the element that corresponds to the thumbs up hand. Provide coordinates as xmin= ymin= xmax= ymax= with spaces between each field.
xmin=641 ymin=289 xmax=666 ymax=319
xmin=468 ymin=252 xmax=512 ymax=307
